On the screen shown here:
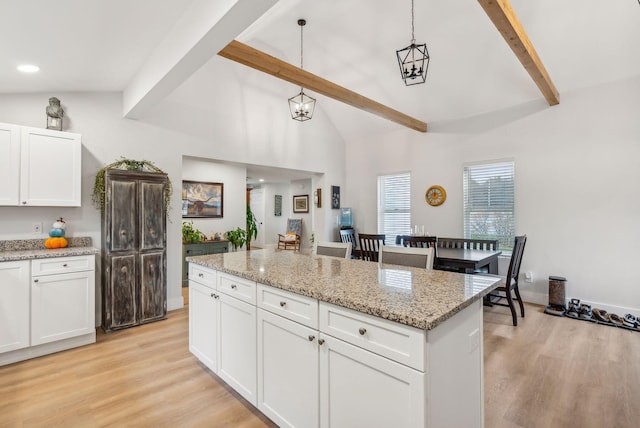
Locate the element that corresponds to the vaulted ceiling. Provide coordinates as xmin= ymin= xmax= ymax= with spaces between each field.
xmin=3 ymin=0 xmax=640 ymax=139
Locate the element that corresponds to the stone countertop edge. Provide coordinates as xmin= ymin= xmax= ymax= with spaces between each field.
xmin=0 ymin=246 xmax=100 ymax=262
xmin=187 ymin=250 xmax=501 ymax=331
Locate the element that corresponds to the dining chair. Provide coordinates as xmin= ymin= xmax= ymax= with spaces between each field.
xmin=339 ymin=228 xmax=359 ymax=258
xmin=358 ymin=234 xmax=385 ymax=262
xmin=437 ymin=237 xmax=498 ymax=251
xmin=379 ymin=244 xmax=434 ymax=269
xmin=403 ymin=236 xmax=437 ymax=248
xmin=316 ymin=241 xmax=352 ymax=259
xmin=484 ymin=235 xmax=527 ymax=326
xmin=277 ymin=218 xmax=302 ymax=251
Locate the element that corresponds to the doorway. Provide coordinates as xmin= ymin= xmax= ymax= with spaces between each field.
xmin=249 ymin=188 xmax=265 ymax=248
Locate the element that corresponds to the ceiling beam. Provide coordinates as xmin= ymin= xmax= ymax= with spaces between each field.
xmin=218 ymin=40 xmax=428 ymax=133
xmin=477 ymin=0 xmax=559 ymax=106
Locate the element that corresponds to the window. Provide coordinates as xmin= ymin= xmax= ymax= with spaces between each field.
xmin=378 ymin=173 xmax=411 ymax=246
xmin=463 ymin=161 xmax=515 ymax=252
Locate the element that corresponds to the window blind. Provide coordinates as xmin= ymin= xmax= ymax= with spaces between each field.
xmin=463 ymin=161 xmax=515 ymax=252
xmin=377 ymin=173 xmax=411 ymax=246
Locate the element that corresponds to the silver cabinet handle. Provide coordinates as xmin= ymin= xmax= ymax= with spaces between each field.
xmin=279 ymin=301 xmax=287 ymax=307
xmin=231 ymin=284 xmax=237 ymax=290
xmin=210 ymin=293 xmax=219 ymax=299
xmin=63 ymin=263 xmax=68 ymax=267
xmin=318 ymin=339 xmax=325 ymax=345
xmin=308 ymin=335 xmax=315 ymax=341
xmin=34 ymin=279 xmax=39 ymax=283
xmin=22 ymin=201 xmax=27 ymax=205
xmin=359 ymin=328 xmax=367 ymax=335
xmin=210 ymin=293 xmax=215 ymax=298
xmin=198 ymin=273 xmax=204 ymax=277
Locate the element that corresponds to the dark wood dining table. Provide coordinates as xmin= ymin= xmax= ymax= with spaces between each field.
xmin=435 ymin=248 xmax=502 ymax=274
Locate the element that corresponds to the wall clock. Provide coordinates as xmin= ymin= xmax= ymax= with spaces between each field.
xmin=425 ymin=185 xmax=446 ymax=206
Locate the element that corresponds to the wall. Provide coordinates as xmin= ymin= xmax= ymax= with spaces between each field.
xmin=0 ymin=89 xmax=347 ymax=317
xmin=345 ymin=75 xmax=640 ymax=316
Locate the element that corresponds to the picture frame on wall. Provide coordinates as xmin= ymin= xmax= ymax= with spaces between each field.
xmin=293 ymin=194 xmax=309 ymax=213
xmin=182 ymin=180 xmax=224 ymax=218
xmin=331 ymin=185 xmax=340 ymax=209
xmin=274 ymin=195 xmax=282 ymax=216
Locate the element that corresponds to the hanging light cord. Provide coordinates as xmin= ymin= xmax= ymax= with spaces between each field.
xmin=410 ymin=0 xmax=415 ymax=44
xmin=300 ymin=22 xmax=304 ymax=70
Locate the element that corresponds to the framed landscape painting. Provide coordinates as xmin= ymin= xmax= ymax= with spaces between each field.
xmin=293 ymin=194 xmax=309 ymax=213
xmin=182 ymin=180 xmax=224 ymax=218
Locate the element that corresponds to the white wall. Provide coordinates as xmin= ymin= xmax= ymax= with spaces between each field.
xmin=0 ymin=89 xmax=346 ymax=316
xmin=345 ymin=75 xmax=640 ymax=316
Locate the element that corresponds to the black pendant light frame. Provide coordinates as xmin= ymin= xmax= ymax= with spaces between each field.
xmin=396 ymin=0 xmax=430 ymax=86
xmin=288 ymin=19 xmax=316 ymax=121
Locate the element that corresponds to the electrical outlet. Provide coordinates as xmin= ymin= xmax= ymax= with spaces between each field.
xmin=525 ymin=271 xmax=533 ymax=283
xmin=32 ymin=222 xmax=43 ymax=234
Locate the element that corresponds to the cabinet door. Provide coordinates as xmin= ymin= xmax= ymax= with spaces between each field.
xmin=31 ymin=270 xmax=95 ymax=346
xmin=19 ymin=126 xmax=81 ymax=206
xmin=107 ymin=178 xmax=138 ymax=252
xmin=0 ymin=261 xmax=30 ymax=353
xmin=319 ymin=334 xmax=425 ymax=428
xmin=189 ymin=280 xmax=219 ymax=372
xmin=105 ymin=254 xmax=137 ymax=331
xmin=258 ymin=309 xmax=319 ymax=428
xmin=140 ymin=180 xmax=166 ymax=250
xmin=0 ymin=123 xmax=20 ymax=206
xmin=218 ymin=293 xmax=257 ymax=406
xmin=140 ymin=251 xmax=166 ymax=323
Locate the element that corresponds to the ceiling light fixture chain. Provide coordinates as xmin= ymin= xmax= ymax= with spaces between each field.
xmin=396 ymin=0 xmax=430 ymax=86
xmin=288 ymin=18 xmax=316 ymax=121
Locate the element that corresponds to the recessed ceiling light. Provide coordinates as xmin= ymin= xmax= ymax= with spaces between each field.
xmin=17 ymin=64 xmax=40 ymax=73
xmin=259 ymin=178 xmax=265 ymax=182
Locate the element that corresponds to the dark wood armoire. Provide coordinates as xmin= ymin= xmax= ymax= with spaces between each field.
xmin=102 ymin=169 xmax=167 ymax=332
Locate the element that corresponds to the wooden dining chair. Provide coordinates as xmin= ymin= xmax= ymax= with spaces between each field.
xmin=316 ymin=241 xmax=352 ymax=259
xmin=379 ymin=244 xmax=434 ymax=269
xmin=339 ymin=228 xmax=359 ymax=258
xmin=402 ymin=236 xmax=437 ymax=248
xmin=485 ymin=235 xmax=527 ymax=326
xmin=358 ymin=234 xmax=385 ymax=262
xmin=437 ymin=237 xmax=498 ymax=251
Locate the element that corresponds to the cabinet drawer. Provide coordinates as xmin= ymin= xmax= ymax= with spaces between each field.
xmin=189 ymin=264 xmax=216 ymax=288
xmin=257 ymin=284 xmax=318 ymax=329
xmin=218 ymin=272 xmax=256 ymax=304
xmin=319 ymin=302 xmax=425 ymax=371
xmin=32 ymin=255 xmax=95 ymax=276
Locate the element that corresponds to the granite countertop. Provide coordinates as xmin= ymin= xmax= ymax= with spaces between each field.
xmin=187 ymin=249 xmax=501 ymax=331
xmin=0 ymin=237 xmax=100 ymax=262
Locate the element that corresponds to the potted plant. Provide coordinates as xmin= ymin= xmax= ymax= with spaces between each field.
xmin=182 ymin=221 xmax=205 ymax=244
xmin=225 ymin=227 xmax=247 ymax=251
xmin=246 ymin=204 xmax=258 ymax=250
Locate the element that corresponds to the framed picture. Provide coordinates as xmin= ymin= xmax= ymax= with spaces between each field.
xmin=314 ymin=188 xmax=321 ymax=208
xmin=274 ymin=195 xmax=282 ymax=216
xmin=293 ymin=194 xmax=309 ymax=213
xmin=331 ymin=185 xmax=341 ymax=209
xmin=182 ymin=180 xmax=224 ymax=218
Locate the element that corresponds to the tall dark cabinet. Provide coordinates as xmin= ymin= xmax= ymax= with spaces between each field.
xmin=102 ymin=169 xmax=167 ymax=332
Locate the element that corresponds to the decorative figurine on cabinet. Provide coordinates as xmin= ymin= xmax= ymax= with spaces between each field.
xmin=44 ymin=217 xmax=68 ymax=248
xmin=46 ymin=97 xmax=64 ymax=131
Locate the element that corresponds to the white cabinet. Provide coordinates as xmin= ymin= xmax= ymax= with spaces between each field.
xmin=257 ymin=309 xmax=319 ymax=428
xmin=31 ymin=255 xmax=96 ymax=345
xmin=189 ymin=280 xmax=219 ymax=373
xmin=0 ymin=122 xmax=82 ymax=207
xmin=319 ymin=333 xmax=425 ymax=428
xmin=0 ymin=261 xmax=30 ymax=353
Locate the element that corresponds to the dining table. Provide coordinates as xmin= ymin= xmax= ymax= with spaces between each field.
xmin=435 ymin=247 xmax=502 ymax=275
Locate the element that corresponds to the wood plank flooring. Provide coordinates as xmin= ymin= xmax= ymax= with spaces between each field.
xmin=1 ymin=303 xmax=638 ymax=427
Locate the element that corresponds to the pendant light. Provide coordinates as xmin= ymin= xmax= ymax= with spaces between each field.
xmin=396 ymin=0 xmax=430 ymax=86
xmin=288 ymin=19 xmax=316 ymax=121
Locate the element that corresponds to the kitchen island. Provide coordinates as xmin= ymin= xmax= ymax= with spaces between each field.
xmin=188 ymin=249 xmax=501 ymax=428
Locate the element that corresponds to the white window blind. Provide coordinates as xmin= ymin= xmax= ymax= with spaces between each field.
xmin=463 ymin=161 xmax=515 ymax=252
xmin=378 ymin=173 xmax=411 ymax=246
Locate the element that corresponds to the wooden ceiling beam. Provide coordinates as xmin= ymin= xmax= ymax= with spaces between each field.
xmin=478 ymin=0 xmax=559 ymax=105
xmin=218 ymin=40 xmax=428 ymax=133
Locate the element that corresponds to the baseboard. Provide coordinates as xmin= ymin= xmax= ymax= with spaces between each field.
xmin=0 ymin=332 xmax=96 ymax=366
xmin=519 ymin=290 xmax=639 ymax=317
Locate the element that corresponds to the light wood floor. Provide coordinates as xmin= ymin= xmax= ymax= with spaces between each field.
xmin=1 ymin=304 xmax=638 ymax=427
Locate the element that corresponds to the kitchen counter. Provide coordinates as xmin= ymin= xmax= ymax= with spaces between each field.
xmin=0 ymin=237 xmax=99 ymax=262
xmin=187 ymin=248 xmax=501 ymax=330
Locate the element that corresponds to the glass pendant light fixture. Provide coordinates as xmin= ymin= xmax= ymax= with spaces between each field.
xmin=396 ymin=0 xmax=430 ymax=86
xmin=288 ymin=19 xmax=316 ymax=121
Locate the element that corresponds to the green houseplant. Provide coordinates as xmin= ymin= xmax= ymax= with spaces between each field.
xmin=225 ymin=227 xmax=247 ymax=251
xmin=246 ymin=204 xmax=258 ymax=250
xmin=182 ymin=221 xmax=204 ymax=244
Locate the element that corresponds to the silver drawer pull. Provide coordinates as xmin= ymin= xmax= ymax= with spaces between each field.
xmin=308 ymin=335 xmax=315 ymax=342
xmin=63 ymin=263 xmax=68 ymax=267
xmin=279 ymin=301 xmax=287 ymax=307
xmin=34 ymin=279 xmax=39 ymax=283
xmin=318 ymin=339 xmax=325 ymax=345
xmin=210 ymin=293 xmax=215 ymax=298
xmin=231 ymin=284 xmax=237 ymax=290
xmin=198 ymin=273 xmax=204 ymax=277
xmin=359 ymin=328 xmax=367 ymax=336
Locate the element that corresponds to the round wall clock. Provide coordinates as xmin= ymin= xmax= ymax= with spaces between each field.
xmin=425 ymin=185 xmax=446 ymax=206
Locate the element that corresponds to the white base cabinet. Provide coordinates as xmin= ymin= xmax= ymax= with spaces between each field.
xmin=0 ymin=255 xmax=96 ymax=366
xmin=0 ymin=261 xmax=30 ymax=353
xmin=188 ymin=263 xmax=484 ymax=428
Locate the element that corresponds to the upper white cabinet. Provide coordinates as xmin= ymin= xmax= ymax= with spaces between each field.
xmin=0 ymin=122 xmax=82 ymax=207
